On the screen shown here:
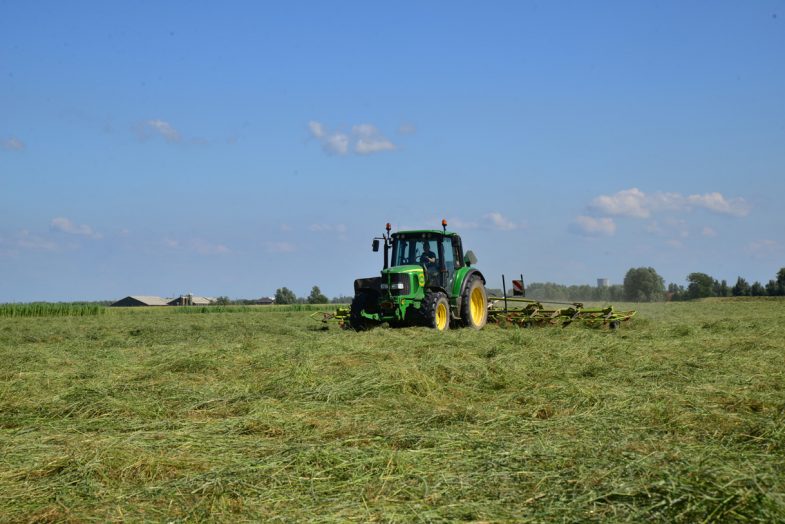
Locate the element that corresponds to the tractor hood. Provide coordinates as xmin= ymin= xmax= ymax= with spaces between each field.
xmin=382 ymin=264 xmax=423 ymax=276
xmin=379 ymin=265 xmax=424 ymax=296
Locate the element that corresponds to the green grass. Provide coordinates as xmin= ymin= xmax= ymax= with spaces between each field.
xmin=173 ymin=304 xmax=333 ymax=314
xmin=1 ymin=299 xmax=783 ymax=521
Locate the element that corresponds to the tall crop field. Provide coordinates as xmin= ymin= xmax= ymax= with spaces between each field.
xmin=0 ymin=302 xmax=106 ymax=317
xmin=0 ymin=299 xmax=783 ymax=521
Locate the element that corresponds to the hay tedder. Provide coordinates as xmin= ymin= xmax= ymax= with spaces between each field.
xmin=316 ymin=221 xmax=635 ymax=331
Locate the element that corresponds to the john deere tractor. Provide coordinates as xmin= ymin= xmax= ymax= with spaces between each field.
xmin=349 ymin=221 xmax=488 ymax=331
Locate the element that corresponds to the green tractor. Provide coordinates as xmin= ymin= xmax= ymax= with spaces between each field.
xmin=349 ymin=220 xmax=488 ymax=331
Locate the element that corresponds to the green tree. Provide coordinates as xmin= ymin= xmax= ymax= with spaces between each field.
xmin=776 ymin=268 xmax=785 ymax=296
xmin=213 ymin=296 xmax=231 ymax=306
xmin=623 ymin=267 xmax=665 ymax=302
xmin=307 ymin=286 xmax=328 ymax=304
xmin=732 ymin=277 xmax=750 ymax=297
xmin=274 ymin=287 xmax=297 ymax=304
xmin=714 ymin=279 xmax=730 ymax=297
xmin=667 ymin=283 xmax=686 ymax=301
xmin=686 ymin=273 xmax=716 ymax=300
xmin=751 ymin=281 xmax=766 ymax=296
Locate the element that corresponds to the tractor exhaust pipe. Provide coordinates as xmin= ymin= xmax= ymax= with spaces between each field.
xmin=383 ymin=222 xmax=391 ymax=269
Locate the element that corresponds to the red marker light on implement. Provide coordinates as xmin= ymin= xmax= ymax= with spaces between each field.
xmin=385 ymin=222 xmax=391 ymax=232
xmin=442 ymin=219 xmax=447 ymax=232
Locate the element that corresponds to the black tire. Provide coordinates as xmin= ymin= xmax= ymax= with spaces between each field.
xmin=421 ymin=291 xmax=450 ymax=331
xmin=349 ymin=291 xmax=379 ymax=331
xmin=460 ymin=275 xmax=488 ymax=329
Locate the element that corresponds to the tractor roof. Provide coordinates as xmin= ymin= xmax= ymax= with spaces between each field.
xmin=393 ymin=230 xmax=458 ymax=237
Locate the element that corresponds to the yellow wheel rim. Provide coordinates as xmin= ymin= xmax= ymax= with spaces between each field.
xmin=470 ymin=287 xmax=485 ymax=324
xmin=436 ymin=302 xmax=448 ymax=330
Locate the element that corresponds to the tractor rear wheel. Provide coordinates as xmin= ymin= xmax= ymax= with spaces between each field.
xmin=349 ymin=291 xmax=378 ymax=331
xmin=422 ymin=291 xmax=450 ymax=331
xmin=461 ymin=275 xmax=488 ymax=329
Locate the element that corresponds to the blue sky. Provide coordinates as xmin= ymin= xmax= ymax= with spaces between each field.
xmin=1 ymin=1 xmax=784 ymax=301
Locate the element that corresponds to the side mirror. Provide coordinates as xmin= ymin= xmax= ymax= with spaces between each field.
xmin=464 ymin=250 xmax=478 ymax=266
xmin=372 ymin=239 xmax=380 ymax=252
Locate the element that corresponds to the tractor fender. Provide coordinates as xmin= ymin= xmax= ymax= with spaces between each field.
xmin=454 ymin=269 xmax=486 ymax=313
xmin=458 ymin=269 xmax=486 ymax=294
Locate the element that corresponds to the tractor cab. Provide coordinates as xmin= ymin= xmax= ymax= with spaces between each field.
xmin=389 ymin=231 xmax=463 ymax=291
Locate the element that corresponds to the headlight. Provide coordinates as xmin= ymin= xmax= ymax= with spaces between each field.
xmin=381 ymin=283 xmax=404 ymax=290
xmin=380 ymin=283 xmax=389 ymax=290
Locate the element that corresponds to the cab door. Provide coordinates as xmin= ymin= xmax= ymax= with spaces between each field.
xmin=440 ymin=236 xmax=457 ymax=292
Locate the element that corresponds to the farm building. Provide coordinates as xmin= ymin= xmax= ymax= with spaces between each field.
xmin=168 ymin=295 xmax=214 ymax=306
xmin=255 ymin=297 xmax=275 ymax=305
xmin=110 ymin=296 xmax=170 ymax=307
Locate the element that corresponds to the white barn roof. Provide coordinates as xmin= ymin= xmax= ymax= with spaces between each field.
xmin=127 ymin=295 xmax=170 ymax=306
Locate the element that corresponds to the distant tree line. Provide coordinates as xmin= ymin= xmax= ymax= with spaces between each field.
xmin=668 ymin=268 xmax=785 ymax=301
xmin=523 ymin=266 xmax=785 ymax=303
xmin=273 ymin=286 xmax=333 ymax=305
xmin=522 ymin=283 xmax=626 ymax=302
xmin=212 ymin=286 xmax=336 ymax=306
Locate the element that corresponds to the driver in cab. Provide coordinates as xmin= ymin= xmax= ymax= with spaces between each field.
xmin=419 ymin=242 xmax=438 ymax=270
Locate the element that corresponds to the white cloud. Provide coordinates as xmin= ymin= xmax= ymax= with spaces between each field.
xmin=353 ymin=124 xmax=395 ymax=155
xmin=266 ymin=241 xmax=296 ymax=253
xmin=146 ymin=119 xmax=181 ymax=142
xmin=355 ymin=138 xmax=395 ymax=154
xmin=307 ymin=121 xmax=325 ymax=138
xmin=16 ymin=230 xmax=58 ymax=251
xmin=687 ymin=192 xmax=750 ymax=217
xmin=325 ymin=132 xmax=350 ymax=155
xmin=701 ymin=226 xmax=718 ymax=237
xmin=50 ymin=217 xmax=102 ymax=239
xmin=308 ymin=121 xmax=396 ymax=156
xmin=308 ymin=121 xmax=346 ymax=155
xmin=2 ymin=137 xmax=26 ymax=151
xmin=591 ymin=188 xmax=650 ymax=218
xmin=136 ymin=119 xmax=183 ymax=143
xmin=590 ymin=188 xmax=750 ymax=218
xmin=570 ymin=216 xmax=617 ymax=236
xmin=192 ymin=239 xmax=229 ymax=255
xmin=482 ymin=212 xmax=522 ymax=231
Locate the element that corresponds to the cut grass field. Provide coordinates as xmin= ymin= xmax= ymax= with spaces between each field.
xmin=1 ymin=300 xmax=783 ymax=522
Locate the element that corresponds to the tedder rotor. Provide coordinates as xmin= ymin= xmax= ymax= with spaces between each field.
xmin=316 ymin=221 xmax=635 ymax=331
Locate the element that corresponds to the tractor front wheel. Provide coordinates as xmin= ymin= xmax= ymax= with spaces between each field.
xmin=461 ymin=276 xmax=488 ymax=329
xmin=422 ymin=291 xmax=450 ymax=331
